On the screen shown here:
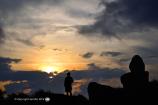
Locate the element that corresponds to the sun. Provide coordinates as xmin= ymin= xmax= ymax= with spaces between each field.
xmin=41 ymin=66 xmax=54 ymax=74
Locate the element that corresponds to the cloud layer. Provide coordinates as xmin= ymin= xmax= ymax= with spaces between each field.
xmin=79 ymin=0 xmax=158 ymax=36
xmin=0 ymin=27 xmax=5 ymax=44
xmin=100 ymin=51 xmax=123 ymax=57
xmin=81 ymin=52 xmax=94 ymax=59
xmin=0 ymin=0 xmax=100 ymax=46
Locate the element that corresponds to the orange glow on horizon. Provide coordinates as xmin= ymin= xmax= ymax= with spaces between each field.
xmin=11 ymin=47 xmax=88 ymax=72
xmin=41 ymin=66 xmax=54 ymax=74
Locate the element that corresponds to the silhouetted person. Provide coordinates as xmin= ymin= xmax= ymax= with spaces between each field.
xmin=121 ymin=55 xmax=149 ymax=89
xmin=64 ymin=72 xmax=74 ymax=96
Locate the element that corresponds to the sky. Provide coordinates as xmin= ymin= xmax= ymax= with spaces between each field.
xmin=0 ymin=0 xmax=158 ymax=96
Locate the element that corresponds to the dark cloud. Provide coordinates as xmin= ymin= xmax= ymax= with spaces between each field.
xmin=0 ymin=57 xmax=51 ymax=93
xmin=79 ymin=0 xmax=158 ymax=36
xmin=71 ymin=68 xmax=125 ymax=80
xmin=66 ymin=7 xmax=93 ymax=19
xmin=0 ymin=27 xmax=5 ymax=44
xmin=0 ymin=0 xmax=62 ymax=13
xmin=0 ymin=57 xmax=48 ymax=82
xmin=0 ymin=56 xmax=21 ymax=73
xmin=100 ymin=51 xmax=122 ymax=57
xmin=0 ymin=0 xmax=63 ymax=46
xmin=87 ymin=63 xmax=101 ymax=70
xmin=39 ymin=45 xmax=45 ymax=49
xmin=119 ymin=58 xmax=130 ymax=63
xmin=133 ymin=46 xmax=158 ymax=64
xmin=16 ymin=38 xmax=35 ymax=46
xmin=0 ymin=0 xmax=24 ymax=14
xmin=52 ymin=48 xmax=62 ymax=51
xmin=0 ymin=57 xmax=21 ymax=65
xmin=5 ymin=81 xmax=27 ymax=94
xmin=134 ymin=46 xmax=158 ymax=57
xmin=81 ymin=52 xmax=94 ymax=59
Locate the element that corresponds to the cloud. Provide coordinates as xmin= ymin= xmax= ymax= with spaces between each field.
xmin=133 ymin=46 xmax=158 ymax=64
xmin=81 ymin=52 xmax=94 ymax=59
xmin=5 ymin=81 xmax=29 ymax=94
xmin=39 ymin=45 xmax=45 ymax=49
xmin=0 ymin=0 xmax=63 ymax=46
xmin=0 ymin=57 xmax=21 ymax=64
xmin=119 ymin=58 xmax=130 ymax=63
xmin=71 ymin=69 xmax=125 ymax=81
xmin=52 ymin=48 xmax=62 ymax=51
xmin=0 ymin=70 xmax=51 ymax=93
xmin=79 ymin=0 xmax=158 ymax=36
xmin=0 ymin=80 xmax=12 ymax=91
xmin=134 ymin=46 xmax=158 ymax=57
xmin=87 ymin=63 xmax=101 ymax=70
xmin=0 ymin=57 xmax=21 ymax=73
xmin=0 ymin=0 xmax=100 ymax=49
xmin=72 ymin=79 xmax=90 ymax=95
xmin=100 ymin=51 xmax=123 ymax=57
xmin=0 ymin=57 xmax=51 ymax=93
xmin=16 ymin=38 xmax=35 ymax=46
xmin=0 ymin=80 xmax=27 ymax=93
xmin=0 ymin=27 xmax=5 ymax=44
xmin=0 ymin=0 xmax=62 ymax=13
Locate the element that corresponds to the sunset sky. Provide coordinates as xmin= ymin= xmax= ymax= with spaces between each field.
xmin=1 ymin=0 xmax=158 ymax=96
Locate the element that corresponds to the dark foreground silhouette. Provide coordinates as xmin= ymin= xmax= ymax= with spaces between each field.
xmin=121 ymin=55 xmax=149 ymax=89
xmin=0 ymin=90 xmax=89 ymax=105
xmin=88 ymin=55 xmax=158 ymax=104
xmin=0 ymin=81 xmax=158 ymax=105
xmin=88 ymin=80 xmax=158 ymax=104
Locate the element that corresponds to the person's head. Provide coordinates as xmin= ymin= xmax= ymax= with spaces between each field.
xmin=129 ymin=55 xmax=145 ymax=73
xmin=67 ymin=72 xmax=71 ymax=76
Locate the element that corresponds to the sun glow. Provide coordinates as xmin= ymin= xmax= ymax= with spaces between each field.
xmin=41 ymin=66 xmax=54 ymax=74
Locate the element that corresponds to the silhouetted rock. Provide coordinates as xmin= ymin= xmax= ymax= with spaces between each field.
xmin=88 ymin=82 xmax=117 ymax=104
xmin=88 ymin=81 xmax=158 ymax=104
xmin=121 ymin=55 xmax=149 ymax=89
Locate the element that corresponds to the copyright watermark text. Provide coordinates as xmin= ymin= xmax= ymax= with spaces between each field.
xmin=14 ymin=97 xmax=50 ymax=102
